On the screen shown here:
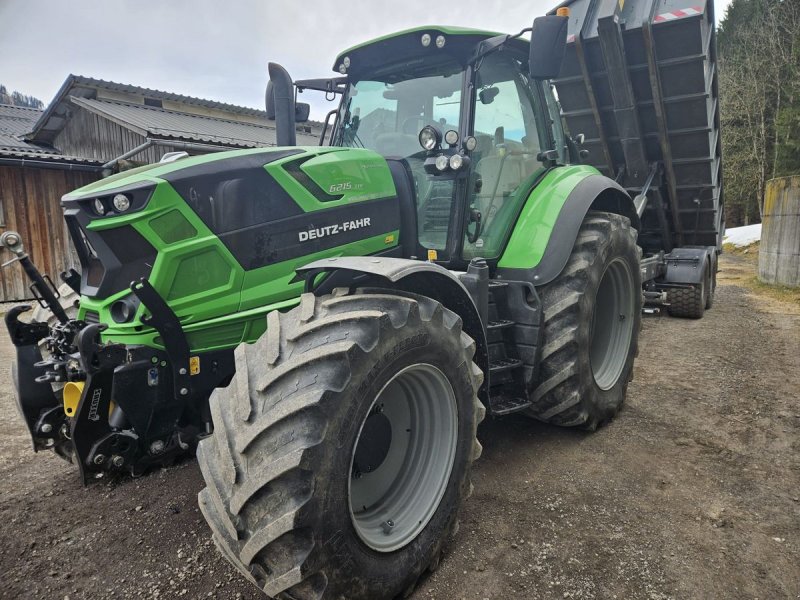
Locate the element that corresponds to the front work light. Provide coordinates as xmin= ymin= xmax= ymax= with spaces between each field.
xmin=444 ymin=130 xmax=459 ymax=146
xmin=419 ymin=126 xmax=441 ymax=151
xmin=112 ymin=193 xmax=131 ymax=212
xmin=435 ymin=155 xmax=449 ymax=171
xmin=93 ymin=198 xmax=106 ymax=216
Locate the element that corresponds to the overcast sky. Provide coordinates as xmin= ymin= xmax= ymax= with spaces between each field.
xmin=0 ymin=0 xmax=733 ymax=120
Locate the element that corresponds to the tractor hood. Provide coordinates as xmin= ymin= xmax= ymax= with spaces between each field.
xmin=61 ymin=146 xmax=401 ymax=351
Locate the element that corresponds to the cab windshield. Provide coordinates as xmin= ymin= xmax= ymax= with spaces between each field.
xmin=335 ymin=65 xmax=463 ymax=158
xmin=335 ymin=62 xmax=464 ymax=252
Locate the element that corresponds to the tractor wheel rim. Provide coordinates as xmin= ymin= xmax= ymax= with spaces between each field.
xmin=590 ymin=258 xmax=635 ymax=390
xmin=348 ymin=363 xmax=458 ymax=552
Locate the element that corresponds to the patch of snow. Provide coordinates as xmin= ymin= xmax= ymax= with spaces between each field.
xmin=723 ymin=223 xmax=761 ymax=247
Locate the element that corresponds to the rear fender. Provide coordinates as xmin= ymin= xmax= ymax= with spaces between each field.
xmin=497 ymin=170 xmax=639 ymax=286
xmin=296 ymin=257 xmax=489 ymax=402
xmin=661 ymin=246 xmax=715 ymax=285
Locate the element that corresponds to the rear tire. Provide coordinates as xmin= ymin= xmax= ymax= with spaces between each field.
xmin=526 ymin=211 xmax=641 ymax=430
xmin=197 ymin=289 xmax=484 ymax=599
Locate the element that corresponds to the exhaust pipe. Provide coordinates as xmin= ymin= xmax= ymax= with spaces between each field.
xmin=266 ymin=62 xmax=296 ymax=147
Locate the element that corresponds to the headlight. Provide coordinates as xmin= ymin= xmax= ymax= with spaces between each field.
xmin=421 ymin=33 xmax=431 ymax=47
xmin=342 ymin=56 xmax=351 ymax=68
xmin=419 ymin=126 xmax=441 ymax=151
xmin=112 ymin=193 xmax=131 ymax=212
xmin=464 ymin=136 xmax=478 ymax=151
xmin=449 ymin=154 xmax=464 ymax=170
xmin=444 ymin=130 xmax=459 ymax=146
xmin=435 ymin=35 xmax=446 ymax=48
xmin=435 ymin=155 xmax=449 ymax=171
xmin=93 ymin=198 xmax=106 ymax=216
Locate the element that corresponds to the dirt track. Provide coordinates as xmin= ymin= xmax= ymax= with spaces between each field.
xmin=0 ymin=253 xmax=798 ymax=600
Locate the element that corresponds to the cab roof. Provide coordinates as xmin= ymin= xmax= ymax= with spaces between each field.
xmin=333 ymin=26 xmax=529 ymax=81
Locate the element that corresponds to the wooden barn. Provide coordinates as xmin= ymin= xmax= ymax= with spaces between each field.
xmin=0 ymin=76 xmax=323 ymax=301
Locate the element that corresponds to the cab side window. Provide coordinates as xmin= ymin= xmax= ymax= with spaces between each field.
xmin=464 ymin=52 xmax=546 ymax=259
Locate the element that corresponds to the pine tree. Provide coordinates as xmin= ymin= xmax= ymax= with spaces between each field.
xmin=0 ymin=85 xmax=44 ymax=108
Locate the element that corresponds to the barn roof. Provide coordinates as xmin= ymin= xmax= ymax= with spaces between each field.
xmin=27 ymin=75 xmax=322 ymax=147
xmin=68 ymin=96 xmax=320 ymax=148
xmin=0 ymin=103 xmax=101 ymax=164
xmin=0 ymin=104 xmax=48 ymax=154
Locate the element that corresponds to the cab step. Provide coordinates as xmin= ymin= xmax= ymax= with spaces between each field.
xmin=487 ymin=319 xmax=514 ymax=331
xmin=489 ymin=357 xmax=523 ymax=375
xmin=490 ymin=394 xmax=532 ymax=416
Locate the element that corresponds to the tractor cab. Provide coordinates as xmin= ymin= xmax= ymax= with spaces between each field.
xmin=298 ymin=23 xmax=570 ymax=267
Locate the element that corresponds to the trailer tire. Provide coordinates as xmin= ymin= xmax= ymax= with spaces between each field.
xmin=197 ymin=290 xmax=484 ymax=600
xmin=667 ymin=261 xmax=708 ymax=319
xmin=526 ymin=211 xmax=641 ymax=430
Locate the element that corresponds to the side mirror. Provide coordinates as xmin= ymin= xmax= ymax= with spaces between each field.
xmin=478 ymin=86 xmax=499 ymax=105
xmin=529 ymin=14 xmax=569 ymax=79
xmin=295 ymin=102 xmax=310 ymax=123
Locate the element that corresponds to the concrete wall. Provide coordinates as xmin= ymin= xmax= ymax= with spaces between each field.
xmin=759 ymin=176 xmax=800 ymax=288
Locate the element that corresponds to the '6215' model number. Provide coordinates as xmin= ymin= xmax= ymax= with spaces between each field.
xmin=328 ymin=182 xmax=363 ymax=193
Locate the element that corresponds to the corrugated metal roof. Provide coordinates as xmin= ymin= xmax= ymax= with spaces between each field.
xmin=28 ymin=75 xmax=325 ymax=145
xmin=0 ymin=103 xmax=101 ymax=165
xmin=0 ymin=104 xmax=51 ymax=154
xmin=70 ymin=76 xmax=269 ymax=117
xmin=0 ymin=148 xmax=103 ymax=164
xmin=70 ymin=97 xmax=320 ymax=147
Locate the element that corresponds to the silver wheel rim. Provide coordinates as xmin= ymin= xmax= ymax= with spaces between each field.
xmin=348 ymin=363 xmax=458 ymax=552
xmin=590 ymin=258 xmax=635 ymax=390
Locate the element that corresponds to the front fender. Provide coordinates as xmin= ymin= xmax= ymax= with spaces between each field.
xmin=296 ymin=256 xmax=489 ymax=402
xmin=497 ymin=167 xmax=638 ymax=286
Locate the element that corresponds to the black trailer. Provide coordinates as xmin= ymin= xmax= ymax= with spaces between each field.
xmin=551 ymin=0 xmax=723 ymax=317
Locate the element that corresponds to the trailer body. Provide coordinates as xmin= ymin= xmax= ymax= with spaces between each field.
xmin=552 ymin=0 xmax=723 ymax=309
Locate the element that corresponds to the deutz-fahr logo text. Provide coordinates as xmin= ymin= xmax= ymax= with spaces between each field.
xmin=299 ymin=218 xmax=371 ymax=242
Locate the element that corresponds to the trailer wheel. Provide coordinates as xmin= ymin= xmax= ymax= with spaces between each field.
xmin=197 ymin=290 xmax=484 ymax=600
xmin=526 ymin=211 xmax=641 ymax=430
xmin=667 ymin=260 xmax=708 ymax=319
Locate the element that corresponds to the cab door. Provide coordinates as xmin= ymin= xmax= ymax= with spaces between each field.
xmin=462 ymin=51 xmax=559 ymax=261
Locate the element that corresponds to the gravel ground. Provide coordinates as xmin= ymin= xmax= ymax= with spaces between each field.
xmin=0 ymin=252 xmax=798 ymax=600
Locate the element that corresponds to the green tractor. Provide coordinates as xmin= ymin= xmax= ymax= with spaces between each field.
xmin=4 ymin=0 xmax=723 ymax=595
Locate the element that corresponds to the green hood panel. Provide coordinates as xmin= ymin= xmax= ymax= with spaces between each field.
xmin=69 ymin=146 xmax=401 ymax=352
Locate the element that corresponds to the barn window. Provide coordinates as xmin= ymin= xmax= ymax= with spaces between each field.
xmin=144 ymin=97 xmax=163 ymax=108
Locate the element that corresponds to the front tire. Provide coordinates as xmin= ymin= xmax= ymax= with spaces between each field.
xmin=526 ymin=211 xmax=641 ymax=430
xmin=197 ymin=289 xmax=484 ymax=599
